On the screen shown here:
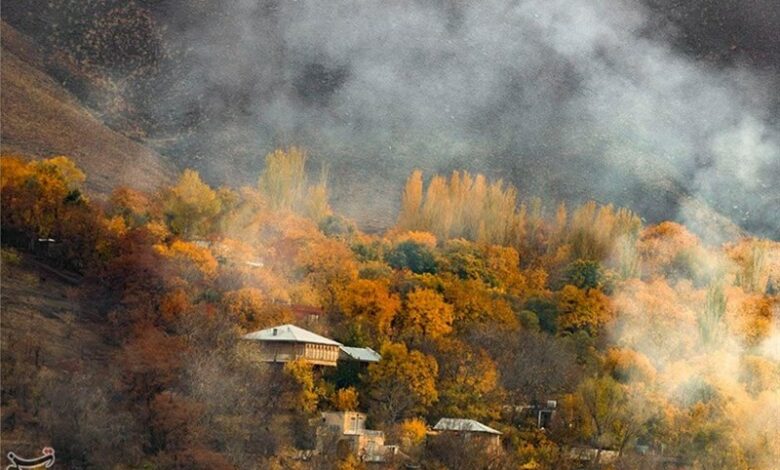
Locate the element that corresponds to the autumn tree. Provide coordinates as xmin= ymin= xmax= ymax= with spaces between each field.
xmin=396 ymin=288 xmax=454 ymax=342
xmin=305 ymin=170 xmax=332 ymax=222
xmin=667 ymin=382 xmax=750 ymax=470
xmin=221 ymin=287 xmax=291 ymax=332
xmin=281 ymin=358 xmax=325 ymax=450
xmin=258 ymin=147 xmax=331 ymax=221
xmin=282 ymin=358 xmax=320 ymax=413
xmin=149 ymin=391 xmax=206 ymax=454
xmin=366 ymin=343 xmax=438 ymax=424
xmin=158 ymin=288 xmax=191 ymax=326
xmin=180 ymin=319 xmax=288 ymax=464
xmin=118 ymin=326 xmax=187 ymax=404
xmin=561 ymin=376 xmax=628 ymax=463
xmin=397 ymin=169 xmax=424 ymax=229
xmin=604 ymin=348 xmax=657 ymax=385
xmin=259 ymin=147 xmax=306 ymax=211
xmin=565 ymin=379 xmax=662 ymax=460
xmin=108 ymin=186 xmax=153 ymax=228
xmin=162 ymin=169 xmax=221 ymax=238
xmin=296 ymin=237 xmax=358 ymax=311
xmin=395 ymin=170 xmax=525 ymax=246
xmin=556 ymin=285 xmax=613 ymax=336
xmin=566 ymin=202 xmax=641 ymax=264
xmin=433 ymin=339 xmax=503 ymax=421
xmin=337 ymin=279 xmax=401 ymax=343
xmin=442 ymin=279 xmax=518 ymax=332
xmin=1 ymin=156 xmax=87 ymax=241
xmin=698 ymin=281 xmax=726 ymax=347
xmin=610 ymin=278 xmax=698 ymax=364
xmin=638 ymin=221 xmax=703 ymax=280
xmin=482 ymin=329 xmax=582 ymax=405
xmin=727 ymin=239 xmax=778 ymax=294
xmin=154 ymin=239 xmax=219 ymax=282
xmin=562 ymin=259 xmax=610 ymax=291
xmin=331 ymin=387 xmax=359 ymax=411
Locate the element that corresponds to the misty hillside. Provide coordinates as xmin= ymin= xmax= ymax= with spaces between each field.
xmin=2 ymin=153 xmax=779 ymax=469
xmin=2 ymin=2 xmax=779 ymax=469
xmin=0 ymin=22 xmax=174 ymax=195
xmin=1 ymin=0 xmax=777 ymax=238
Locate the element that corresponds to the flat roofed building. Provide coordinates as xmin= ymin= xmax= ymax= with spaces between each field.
xmin=317 ymin=411 xmax=389 ymax=462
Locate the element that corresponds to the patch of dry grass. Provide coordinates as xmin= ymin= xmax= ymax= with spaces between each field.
xmin=0 ymin=21 xmax=175 ymax=195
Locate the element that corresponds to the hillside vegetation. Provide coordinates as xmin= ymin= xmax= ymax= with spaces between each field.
xmin=0 ymin=22 xmax=174 ymax=195
xmin=1 ymin=151 xmax=779 ymax=469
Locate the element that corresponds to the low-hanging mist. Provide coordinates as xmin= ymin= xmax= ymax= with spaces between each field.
xmin=139 ymin=0 xmax=780 ymax=239
xmin=3 ymin=0 xmax=778 ymax=238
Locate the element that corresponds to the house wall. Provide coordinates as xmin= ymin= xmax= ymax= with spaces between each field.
xmin=257 ymin=341 xmax=339 ymax=366
xmin=434 ymin=431 xmax=501 ymax=454
xmin=321 ymin=411 xmax=366 ymax=434
xmin=466 ymin=432 xmax=501 ymax=454
xmin=316 ymin=412 xmax=388 ymax=462
xmin=356 ymin=431 xmax=386 ymax=462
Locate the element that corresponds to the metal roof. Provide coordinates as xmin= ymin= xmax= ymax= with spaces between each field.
xmin=242 ymin=324 xmax=342 ymax=346
xmin=433 ymin=418 xmax=502 ymax=435
xmin=339 ymin=346 xmax=382 ymax=362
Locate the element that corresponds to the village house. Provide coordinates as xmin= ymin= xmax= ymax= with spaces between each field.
xmin=431 ymin=418 xmax=502 ymax=453
xmin=242 ymin=324 xmax=381 ymax=367
xmin=242 ymin=324 xmax=342 ymax=366
xmin=316 ymin=411 xmax=394 ymax=463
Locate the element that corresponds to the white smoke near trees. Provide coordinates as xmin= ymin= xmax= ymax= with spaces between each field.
xmin=145 ymin=0 xmax=778 ymax=238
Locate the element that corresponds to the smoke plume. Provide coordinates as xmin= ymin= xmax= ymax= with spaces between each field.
xmin=140 ymin=0 xmax=779 ymax=238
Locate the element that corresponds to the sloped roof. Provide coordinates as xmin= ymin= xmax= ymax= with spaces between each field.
xmin=242 ymin=324 xmax=342 ymax=346
xmin=339 ymin=346 xmax=382 ymax=362
xmin=433 ymin=418 xmax=501 ymax=435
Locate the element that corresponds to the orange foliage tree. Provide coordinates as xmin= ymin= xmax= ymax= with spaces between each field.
xmin=337 ymin=279 xmax=401 ymax=344
xmin=396 ymin=288 xmax=454 ymax=342
xmin=556 ymin=285 xmax=613 ymax=336
xmin=366 ymin=343 xmax=439 ymax=424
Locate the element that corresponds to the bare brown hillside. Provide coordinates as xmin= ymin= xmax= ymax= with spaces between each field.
xmin=0 ymin=21 xmax=175 ymax=195
xmin=0 ymin=251 xmax=113 ymax=456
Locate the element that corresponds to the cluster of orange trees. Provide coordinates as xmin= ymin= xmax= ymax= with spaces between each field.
xmin=1 ymin=150 xmax=778 ymax=469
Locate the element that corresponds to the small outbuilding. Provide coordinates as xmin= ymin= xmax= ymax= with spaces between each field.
xmin=432 ymin=418 xmax=502 ymax=453
xmin=317 ymin=411 xmax=391 ymax=462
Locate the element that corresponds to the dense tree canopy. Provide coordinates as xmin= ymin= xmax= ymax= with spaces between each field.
xmin=2 ymin=155 xmax=778 ymax=469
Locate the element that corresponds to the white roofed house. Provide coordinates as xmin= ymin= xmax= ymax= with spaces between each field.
xmin=242 ymin=324 xmax=342 ymax=367
xmin=241 ymin=324 xmax=382 ymax=368
xmin=432 ymin=418 xmax=502 ymax=454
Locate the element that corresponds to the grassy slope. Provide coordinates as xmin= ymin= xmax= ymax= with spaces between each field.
xmin=0 ymin=21 xmax=175 ymax=195
xmin=0 ymin=254 xmax=112 ymax=455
